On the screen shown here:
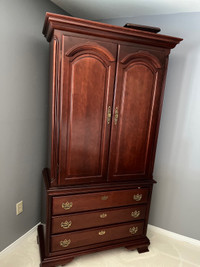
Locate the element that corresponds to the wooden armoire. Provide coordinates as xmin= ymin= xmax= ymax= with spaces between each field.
xmin=37 ymin=13 xmax=182 ymax=267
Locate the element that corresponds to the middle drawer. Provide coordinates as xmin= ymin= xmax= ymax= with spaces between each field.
xmin=52 ymin=205 xmax=146 ymax=234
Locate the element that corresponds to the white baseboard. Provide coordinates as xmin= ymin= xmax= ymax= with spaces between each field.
xmin=0 ymin=222 xmax=40 ymax=256
xmin=148 ymin=224 xmax=200 ymax=246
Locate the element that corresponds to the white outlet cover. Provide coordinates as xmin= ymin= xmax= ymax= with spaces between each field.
xmin=16 ymin=201 xmax=23 ymax=215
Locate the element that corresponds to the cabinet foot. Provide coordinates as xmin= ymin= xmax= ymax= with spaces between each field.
xmin=39 ymin=258 xmax=74 ymax=267
xmin=125 ymin=237 xmax=150 ymax=253
xmin=126 ymin=245 xmax=149 ymax=253
xmin=137 ymin=246 xmax=149 ymax=253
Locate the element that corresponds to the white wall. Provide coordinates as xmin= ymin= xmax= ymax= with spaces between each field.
xmin=99 ymin=13 xmax=200 ymax=240
xmin=0 ymin=0 xmax=68 ymax=251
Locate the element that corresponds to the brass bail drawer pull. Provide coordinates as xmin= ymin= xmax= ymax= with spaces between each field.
xmin=133 ymin=194 xmax=142 ymax=201
xmin=99 ymin=230 xmax=106 ymax=236
xmin=62 ymin=202 xmax=73 ymax=210
xmin=131 ymin=210 xmax=140 ymax=218
xmin=101 ymin=195 xmax=108 ymax=200
xmin=107 ymin=106 xmax=112 ymax=124
xmin=60 ymin=239 xmax=71 ymax=247
xmin=129 ymin=226 xmax=138 ymax=235
xmin=61 ymin=220 xmax=72 ymax=229
xmin=100 ymin=213 xmax=107 ymax=218
xmin=114 ymin=107 xmax=119 ymax=125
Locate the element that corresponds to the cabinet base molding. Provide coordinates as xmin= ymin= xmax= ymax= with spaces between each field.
xmin=38 ymin=224 xmax=150 ymax=267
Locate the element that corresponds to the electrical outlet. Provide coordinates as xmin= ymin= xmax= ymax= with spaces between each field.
xmin=16 ymin=201 xmax=23 ymax=215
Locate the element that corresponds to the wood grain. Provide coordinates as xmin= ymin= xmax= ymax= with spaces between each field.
xmin=51 ymin=221 xmax=144 ymax=252
xmin=52 ymin=188 xmax=149 ymax=215
xmin=52 ymin=205 xmax=147 ymax=234
xmin=59 ymin=36 xmax=117 ymax=185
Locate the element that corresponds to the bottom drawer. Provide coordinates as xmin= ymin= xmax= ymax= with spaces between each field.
xmin=51 ymin=221 xmax=144 ymax=252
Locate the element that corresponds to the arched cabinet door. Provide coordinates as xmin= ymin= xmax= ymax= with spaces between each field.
xmin=59 ymin=36 xmax=117 ymax=185
xmin=108 ymin=46 xmax=165 ymax=182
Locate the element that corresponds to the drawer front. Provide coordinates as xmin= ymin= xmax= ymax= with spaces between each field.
xmin=52 ymin=205 xmax=146 ymax=234
xmin=51 ymin=221 xmax=144 ymax=252
xmin=52 ymin=188 xmax=149 ymax=215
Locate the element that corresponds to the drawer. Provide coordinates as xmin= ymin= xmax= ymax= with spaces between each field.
xmin=52 ymin=205 xmax=146 ymax=234
xmin=51 ymin=221 xmax=144 ymax=252
xmin=52 ymin=188 xmax=149 ymax=215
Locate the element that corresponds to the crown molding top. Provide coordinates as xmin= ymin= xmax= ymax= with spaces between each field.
xmin=43 ymin=13 xmax=182 ymax=49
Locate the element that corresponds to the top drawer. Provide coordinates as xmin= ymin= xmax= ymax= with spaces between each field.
xmin=52 ymin=188 xmax=149 ymax=215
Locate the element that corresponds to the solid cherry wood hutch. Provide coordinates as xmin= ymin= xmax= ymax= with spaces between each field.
xmin=37 ymin=12 xmax=182 ymax=267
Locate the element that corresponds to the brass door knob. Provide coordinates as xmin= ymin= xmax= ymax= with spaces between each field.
xmin=107 ymin=106 xmax=112 ymax=124
xmin=114 ymin=107 xmax=119 ymax=125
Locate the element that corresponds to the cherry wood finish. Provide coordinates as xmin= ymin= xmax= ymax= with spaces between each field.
xmin=52 ymin=205 xmax=146 ymax=234
xmin=43 ymin=13 xmax=182 ymax=48
xmin=59 ymin=36 xmax=117 ymax=185
xmin=38 ymin=13 xmax=182 ymax=267
xmin=52 ymin=188 xmax=149 ymax=215
xmin=51 ymin=221 xmax=144 ymax=252
xmin=38 ymin=223 xmax=150 ymax=267
xmin=108 ymin=46 xmax=164 ymax=181
xmin=137 ymin=246 xmax=150 ymax=253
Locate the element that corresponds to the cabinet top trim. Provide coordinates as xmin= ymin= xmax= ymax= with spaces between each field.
xmin=43 ymin=12 xmax=182 ymax=49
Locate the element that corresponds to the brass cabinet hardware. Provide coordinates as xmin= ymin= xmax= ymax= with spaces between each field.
xmin=100 ymin=213 xmax=107 ymax=218
xmin=114 ymin=107 xmax=119 ymax=125
xmin=101 ymin=195 xmax=108 ymax=200
xmin=99 ymin=230 xmax=106 ymax=235
xmin=62 ymin=202 xmax=73 ymax=210
xmin=129 ymin=226 xmax=138 ymax=235
xmin=133 ymin=194 xmax=142 ymax=201
xmin=61 ymin=220 xmax=72 ymax=229
xmin=107 ymin=106 xmax=112 ymax=124
xmin=60 ymin=239 xmax=71 ymax=247
xmin=131 ymin=210 xmax=140 ymax=218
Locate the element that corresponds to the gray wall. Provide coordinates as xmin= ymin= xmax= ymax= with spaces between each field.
xmin=99 ymin=13 xmax=200 ymax=241
xmin=1 ymin=2 xmax=199 ymax=252
xmin=0 ymin=0 xmax=68 ymax=251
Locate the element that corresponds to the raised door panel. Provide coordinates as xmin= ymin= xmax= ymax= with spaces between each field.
xmin=108 ymin=46 xmax=165 ymax=181
xmin=59 ymin=36 xmax=117 ymax=185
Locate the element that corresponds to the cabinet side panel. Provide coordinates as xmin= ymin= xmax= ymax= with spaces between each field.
xmin=47 ymin=40 xmax=53 ymax=172
xmin=47 ymin=35 xmax=61 ymax=186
